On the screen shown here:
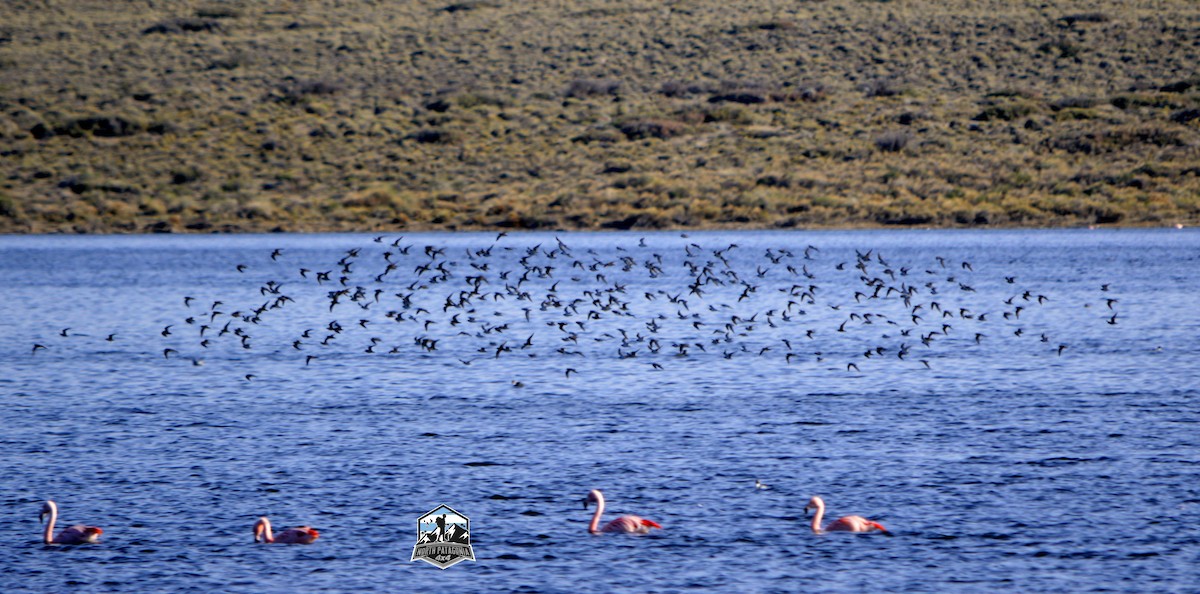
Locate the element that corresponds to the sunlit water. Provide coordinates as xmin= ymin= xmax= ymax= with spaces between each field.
xmin=1 ymin=229 xmax=1197 ymax=592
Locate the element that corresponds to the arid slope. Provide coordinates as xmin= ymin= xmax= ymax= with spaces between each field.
xmin=1 ymin=0 xmax=1198 ymax=232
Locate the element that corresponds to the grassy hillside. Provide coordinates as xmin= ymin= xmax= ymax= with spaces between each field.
xmin=1 ymin=0 xmax=1199 ymax=233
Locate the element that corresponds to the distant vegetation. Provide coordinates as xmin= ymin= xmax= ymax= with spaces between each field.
xmin=1 ymin=0 xmax=1198 ymax=233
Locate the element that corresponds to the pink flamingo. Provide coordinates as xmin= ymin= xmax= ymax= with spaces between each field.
xmin=584 ymin=489 xmax=662 ymax=534
xmin=39 ymin=500 xmax=103 ymax=544
xmin=805 ymin=496 xmax=888 ymax=534
xmin=253 ymin=516 xmax=319 ymax=544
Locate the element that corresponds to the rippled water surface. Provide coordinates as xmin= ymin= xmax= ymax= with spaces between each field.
xmin=1 ymin=229 xmax=1198 ymax=592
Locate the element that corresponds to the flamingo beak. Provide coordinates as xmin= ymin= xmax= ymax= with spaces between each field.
xmin=641 ymin=519 xmax=662 ymax=529
xmin=872 ymin=522 xmax=888 ymax=533
xmin=582 ymin=498 xmax=589 ymax=510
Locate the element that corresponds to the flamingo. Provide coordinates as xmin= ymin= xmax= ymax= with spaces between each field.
xmin=39 ymin=500 xmax=103 ymax=544
xmin=805 ymin=496 xmax=888 ymax=534
xmin=253 ymin=516 xmax=319 ymax=544
xmin=584 ymin=489 xmax=662 ymax=534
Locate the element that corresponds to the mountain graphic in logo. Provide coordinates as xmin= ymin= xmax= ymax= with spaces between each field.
xmin=411 ymin=504 xmax=475 ymax=569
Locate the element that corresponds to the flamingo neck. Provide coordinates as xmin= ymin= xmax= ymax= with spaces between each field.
xmin=810 ymin=500 xmax=824 ymax=534
xmin=256 ymin=517 xmax=274 ymax=543
xmin=43 ymin=502 xmax=57 ymax=544
xmin=588 ymin=493 xmax=605 ymax=534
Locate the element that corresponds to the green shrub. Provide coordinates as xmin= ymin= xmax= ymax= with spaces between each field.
xmin=863 ymin=78 xmax=905 ymax=98
xmin=1060 ymin=12 xmax=1109 ymax=27
xmin=1051 ymin=96 xmax=1099 ymax=110
xmin=1037 ymin=40 xmax=1083 ymax=59
xmin=442 ymin=1 xmax=500 ymax=13
xmin=974 ymin=101 xmax=1037 ymax=122
xmin=274 ymin=78 xmax=342 ymax=105
xmin=875 ymin=131 xmax=912 ymax=152
xmin=565 ymin=78 xmax=621 ymax=98
xmin=408 ymin=128 xmax=458 ymax=144
xmin=700 ymin=105 xmax=754 ymax=125
xmin=195 ymin=5 xmax=242 ymax=18
xmin=0 ymin=192 xmax=21 ymax=218
xmin=1159 ymin=79 xmax=1198 ymax=93
xmin=143 ymin=18 xmax=223 ymax=34
xmin=617 ymin=119 xmax=687 ymax=140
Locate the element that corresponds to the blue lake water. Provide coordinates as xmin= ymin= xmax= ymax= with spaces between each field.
xmin=1 ymin=229 xmax=1198 ymax=592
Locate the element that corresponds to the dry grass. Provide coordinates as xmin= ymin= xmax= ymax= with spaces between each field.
xmin=1 ymin=0 xmax=1199 ymax=233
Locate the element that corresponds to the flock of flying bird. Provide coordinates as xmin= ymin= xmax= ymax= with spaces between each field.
xmin=36 ymin=232 xmax=1120 ymax=380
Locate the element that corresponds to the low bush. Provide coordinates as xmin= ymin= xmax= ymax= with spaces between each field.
xmin=1051 ymin=96 xmax=1099 ymax=110
xmin=1037 ymin=40 xmax=1084 ymax=59
xmin=408 ymin=128 xmax=458 ymax=144
xmin=1160 ymin=79 xmax=1198 ymax=93
xmin=863 ymin=78 xmax=905 ymax=98
xmin=974 ymin=101 xmax=1037 ymax=122
xmin=875 ymin=131 xmax=912 ymax=152
xmin=0 ymin=192 xmax=21 ymax=218
xmin=1060 ymin=12 xmax=1109 ymax=27
xmin=142 ymin=18 xmax=223 ymax=35
xmin=1044 ymin=126 xmax=1188 ymax=154
xmin=442 ymin=1 xmax=500 ymax=13
xmin=708 ymin=92 xmax=766 ymax=105
xmin=195 ymin=5 xmax=242 ymax=19
xmin=274 ymin=78 xmax=342 ymax=105
xmin=32 ymin=115 xmax=144 ymax=139
xmin=659 ymin=81 xmax=711 ymax=98
xmin=571 ymin=127 xmax=623 ymax=144
xmin=617 ymin=119 xmax=688 ymax=140
xmin=779 ymin=81 xmax=827 ymax=103
xmin=1110 ymin=93 xmax=1182 ymax=110
xmin=1171 ymin=109 xmax=1200 ymax=124
xmin=565 ymin=78 xmax=621 ymax=98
